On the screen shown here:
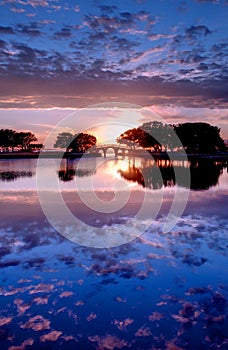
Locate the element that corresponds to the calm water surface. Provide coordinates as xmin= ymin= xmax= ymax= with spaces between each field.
xmin=0 ymin=157 xmax=227 ymax=349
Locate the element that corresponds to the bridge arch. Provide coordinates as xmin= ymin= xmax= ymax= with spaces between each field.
xmin=95 ymin=144 xmax=134 ymax=158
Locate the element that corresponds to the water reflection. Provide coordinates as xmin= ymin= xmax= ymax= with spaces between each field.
xmin=57 ymin=157 xmax=227 ymax=191
xmin=119 ymin=159 xmax=226 ymax=190
xmin=0 ymin=170 xmax=33 ymax=181
xmin=58 ymin=158 xmax=97 ymax=182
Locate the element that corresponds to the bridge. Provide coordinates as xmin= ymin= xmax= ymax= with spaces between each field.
xmin=90 ymin=144 xmax=136 ymax=158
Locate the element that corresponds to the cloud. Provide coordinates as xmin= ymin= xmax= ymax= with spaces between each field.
xmin=0 ymin=25 xmax=14 ymax=34
xmin=16 ymin=23 xmax=42 ymax=36
xmin=148 ymin=33 xmax=174 ymax=41
xmin=72 ymin=5 xmax=80 ymax=12
xmin=10 ymin=7 xmax=26 ymax=13
xmin=185 ymin=25 xmax=213 ymax=38
xmin=54 ymin=27 xmax=72 ymax=38
xmin=128 ymin=46 xmax=165 ymax=63
xmin=1 ymin=0 xmax=49 ymax=6
xmin=99 ymin=5 xmax=118 ymax=14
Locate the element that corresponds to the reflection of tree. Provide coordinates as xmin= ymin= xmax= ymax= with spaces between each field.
xmin=0 ymin=171 xmax=33 ymax=181
xmin=118 ymin=159 xmax=226 ymax=190
xmin=58 ymin=159 xmax=96 ymax=182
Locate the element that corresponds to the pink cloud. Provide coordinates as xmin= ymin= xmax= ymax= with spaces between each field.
xmin=20 ymin=315 xmax=51 ymax=331
xmin=135 ymin=325 xmax=152 ymax=337
xmin=115 ymin=296 xmax=126 ymax=303
xmin=148 ymin=311 xmax=164 ymax=321
xmin=59 ymin=291 xmax=74 ymax=298
xmin=0 ymin=316 xmax=13 ymax=326
xmin=29 ymin=283 xmax=54 ymax=294
xmin=86 ymin=312 xmax=97 ymax=321
xmin=8 ymin=339 xmax=34 ymax=350
xmin=40 ymin=330 xmax=62 ymax=342
xmin=14 ymin=299 xmax=31 ymax=315
xmin=89 ymin=334 xmax=129 ymax=349
xmin=113 ymin=318 xmax=134 ymax=331
xmin=33 ymin=297 xmax=49 ymax=305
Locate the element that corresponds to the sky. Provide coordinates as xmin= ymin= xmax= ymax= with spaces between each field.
xmin=0 ymin=0 xmax=227 ymax=143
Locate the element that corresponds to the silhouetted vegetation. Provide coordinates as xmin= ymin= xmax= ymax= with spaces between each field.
xmin=54 ymin=132 xmax=97 ymax=153
xmin=173 ymin=122 xmax=226 ymax=154
xmin=0 ymin=129 xmax=42 ymax=151
xmin=117 ymin=122 xmax=226 ymax=154
xmin=117 ymin=121 xmax=177 ymax=152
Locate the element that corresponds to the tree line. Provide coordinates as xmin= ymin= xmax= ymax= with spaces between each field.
xmin=0 ymin=122 xmax=226 ymax=154
xmin=117 ymin=121 xmax=226 ymax=154
xmin=54 ymin=122 xmax=226 ymax=154
xmin=0 ymin=129 xmax=43 ymax=151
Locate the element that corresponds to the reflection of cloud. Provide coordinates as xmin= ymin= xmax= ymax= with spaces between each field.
xmin=113 ymin=318 xmax=134 ymax=331
xmin=8 ymin=339 xmax=34 ymax=350
xmin=115 ymin=296 xmax=126 ymax=303
xmin=148 ymin=311 xmax=164 ymax=321
xmin=14 ymin=299 xmax=31 ymax=315
xmin=88 ymin=334 xmax=130 ymax=349
xmin=0 ymin=316 xmax=13 ymax=326
xmin=29 ymin=283 xmax=54 ymax=294
xmin=86 ymin=312 xmax=97 ymax=321
xmin=135 ymin=325 xmax=152 ymax=337
xmin=33 ymin=297 xmax=49 ymax=305
xmin=59 ymin=291 xmax=73 ymax=298
xmin=20 ymin=315 xmax=50 ymax=331
xmin=40 ymin=330 xmax=62 ymax=342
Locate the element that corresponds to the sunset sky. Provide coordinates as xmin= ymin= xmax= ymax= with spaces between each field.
xmin=0 ymin=0 xmax=227 ymax=143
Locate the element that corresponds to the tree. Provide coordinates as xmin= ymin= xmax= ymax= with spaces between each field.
xmin=117 ymin=128 xmax=145 ymax=149
xmin=54 ymin=132 xmax=74 ymax=151
xmin=117 ymin=122 xmax=174 ymax=152
xmin=15 ymin=132 xmax=37 ymax=150
xmin=0 ymin=129 xmax=17 ymax=151
xmin=30 ymin=143 xmax=44 ymax=151
xmin=174 ymin=122 xmax=226 ymax=154
xmin=54 ymin=132 xmax=97 ymax=153
xmin=68 ymin=133 xmax=97 ymax=153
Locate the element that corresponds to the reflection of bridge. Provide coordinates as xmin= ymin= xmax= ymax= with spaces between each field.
xmin=92 ymin=144 xmax=136 ymax=158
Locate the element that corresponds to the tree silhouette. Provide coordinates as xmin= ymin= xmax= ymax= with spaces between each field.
xmin=54 ymin=132 xmax=74 ymax=151
xmin=174 ymin=122 xmax=226 ymax=154
xmin=0 ymin=129 xmax=38 ymax=151
xmin=117 ymin=122 xmax=176 ymax=152
xmin=15 ymin=132 xmax=37 ymax=150
xmin=54 ymin=132 xmax=96 ymax=153
xmin=68 ymin=133 xmax=97 ymax=153
xmin=0 ymin=129 xmax=16 ymax=151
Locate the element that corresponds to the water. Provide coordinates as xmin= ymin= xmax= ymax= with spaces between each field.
xmin=0 ymin=157 xmax=227 ymax=349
